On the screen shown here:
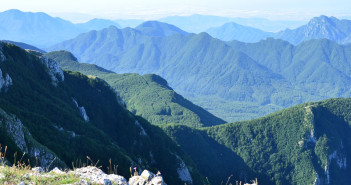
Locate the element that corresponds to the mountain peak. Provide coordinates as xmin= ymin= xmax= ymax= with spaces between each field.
xmin=4 ymin=9 xmax=22 ymax=13
xmin=135 ymin=21 xmax=188 ymax=36
xmin=275 ymin=15 xmax=351 ymax=44
xmin=1 ymin=9 xmax=50 ymax=18
xmin=309 ymin=15 xmax=333 ymax=24
xmin=78 ymin=18 xmax=121 ymax=30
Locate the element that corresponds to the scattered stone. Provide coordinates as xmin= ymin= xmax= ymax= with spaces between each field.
xmin=129 ymin=176 xmax=147 ymax=185
xmin=141 ymin=170 xmax=155 ymax=181
xmin=104 ymin=179 xmax=112 ymax=185
xmin=32 ymin=167 xmax=45 ymax=173
xmin=129 ymin=170 xmax=167 ymax=185
xmin=50 ymin=167 xmax=66 ymax=174
xmin=76 ymin=179 xmax=90 ymax=185
xmin=72 ymin=166 xmax=127 ymax=185
xmin=149 ymin=176 xmax=166 ymax=185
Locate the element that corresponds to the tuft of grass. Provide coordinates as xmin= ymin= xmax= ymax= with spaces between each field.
xmin=31 ymin=173 xmax=80 ymax=185
xmin=0 ymin=144 xmax=8 ymax=166
xmin=107 ymin=158 xmax=118 ymax=175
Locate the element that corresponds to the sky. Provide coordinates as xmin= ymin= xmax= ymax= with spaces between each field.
xmin=0 ymin=0 xmax=350 ymax=22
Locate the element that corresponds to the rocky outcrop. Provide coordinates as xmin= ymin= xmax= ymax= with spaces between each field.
xmin=0 ymin=68 xmax=12 ymax=92
xmin=134 ymin=120 xmax=147 ymax=136
xmin=0 ymin=43 xmax=6 ymax=62
xmin=129 ymin=170 xmax=167 ymax=185
xmin=40 ymin=56 xmax=64 ymax=86
xmin=72 ymin=166 xmax=128 ymax=185
xmin=175 ymin=155 xmax=193 ymax=184
xmin=72 ymin=98 xmax=90 ymax=122
xmin=25 ymin=49 xmax=64 ymax=86
xmin=0 ymin=108 xmax=66 ymax=169
xmin=24 ymin=49 xmax=64 ymax=86
xmin=0 ymin=50 xmax=5 ymax=63
xmin=0 ymin=108 xmax=28 ymax=153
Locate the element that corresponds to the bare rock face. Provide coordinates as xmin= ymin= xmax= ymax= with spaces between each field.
xmin=175 ymin=155 xmax=193 ymax=184
xmin=0 ymin=44 xmax=6 ymax=62
xmin=129 ymin=170 xmax=167 ymax=185
xmin=0 ymin=108 xmax=67 ymax=169
xmin=25 ymin=49 xmax=65 ymax=86
xmin=72 ymin=98 xmax=90 ymax=122
xmin=72 ymin=166 xmax=128 ymax=185
xmin=0 ymin=68 xmax=12 ymax=92
xmin=40 ymin=56 xmax=64 ymax=86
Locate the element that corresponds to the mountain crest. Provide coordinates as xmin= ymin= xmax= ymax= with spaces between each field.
xmin=135 ymin=21 xmax=188 ymax=36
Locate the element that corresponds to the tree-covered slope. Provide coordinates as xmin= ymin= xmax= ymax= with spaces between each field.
xmin=1 ymin=40 xmax=46 ymax=53
xmin=0 ymin=42 xmax=203 ymax=185
xmin=44 ymin=50 xmax=225 ymax=127
xmin=227 ymin=38 xmax=351 ymax=99
xmin=163 ymin=98 xmax=351 ymax=185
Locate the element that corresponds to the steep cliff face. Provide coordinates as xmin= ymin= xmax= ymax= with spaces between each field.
xmin=0 ymin=108 xmax=66 ymax=168
xmin=0 ymin=42 xmax=204 ymax=184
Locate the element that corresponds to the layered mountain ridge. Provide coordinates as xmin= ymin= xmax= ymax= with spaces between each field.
xmin=43 ymin=50 xmax=225 ymax=128
xmin=50 ymin=22 xmax=351 ymax=121
xmin=207 ymin=15 xmax=351 ymax=45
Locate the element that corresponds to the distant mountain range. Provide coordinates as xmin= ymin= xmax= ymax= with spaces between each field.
xmin=159 ymin=14 xmax=305 ymax=33
xmin=275 ymin=15 xmax=351 ymax=45
xmin=207 ymin=15 xmax=351 ymax=44
xmin=206 ymin=22 xmax=273 ymax=42
xmin=0 ymin=9 xmax=350 ymax=48
xmin=0 ymin=10 xmax=120 ymax=48
xmin=49 ymin=21 xmax=351 ymax=122
xmin=76 ymin=18 xmax=121 ymax=31
xmin=135 ymin=21 xmax=188 ymax=37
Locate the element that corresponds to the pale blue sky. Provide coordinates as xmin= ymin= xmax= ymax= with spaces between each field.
xmin=1 ymin=0 xmax=350 ymax=22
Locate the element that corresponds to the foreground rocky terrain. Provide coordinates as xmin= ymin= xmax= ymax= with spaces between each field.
xmin=0 ymin=165 xmax=167 ymax=185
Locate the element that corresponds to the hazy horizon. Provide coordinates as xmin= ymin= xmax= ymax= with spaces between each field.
xmin=1 ymin=0 xmax=350 ymax=23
